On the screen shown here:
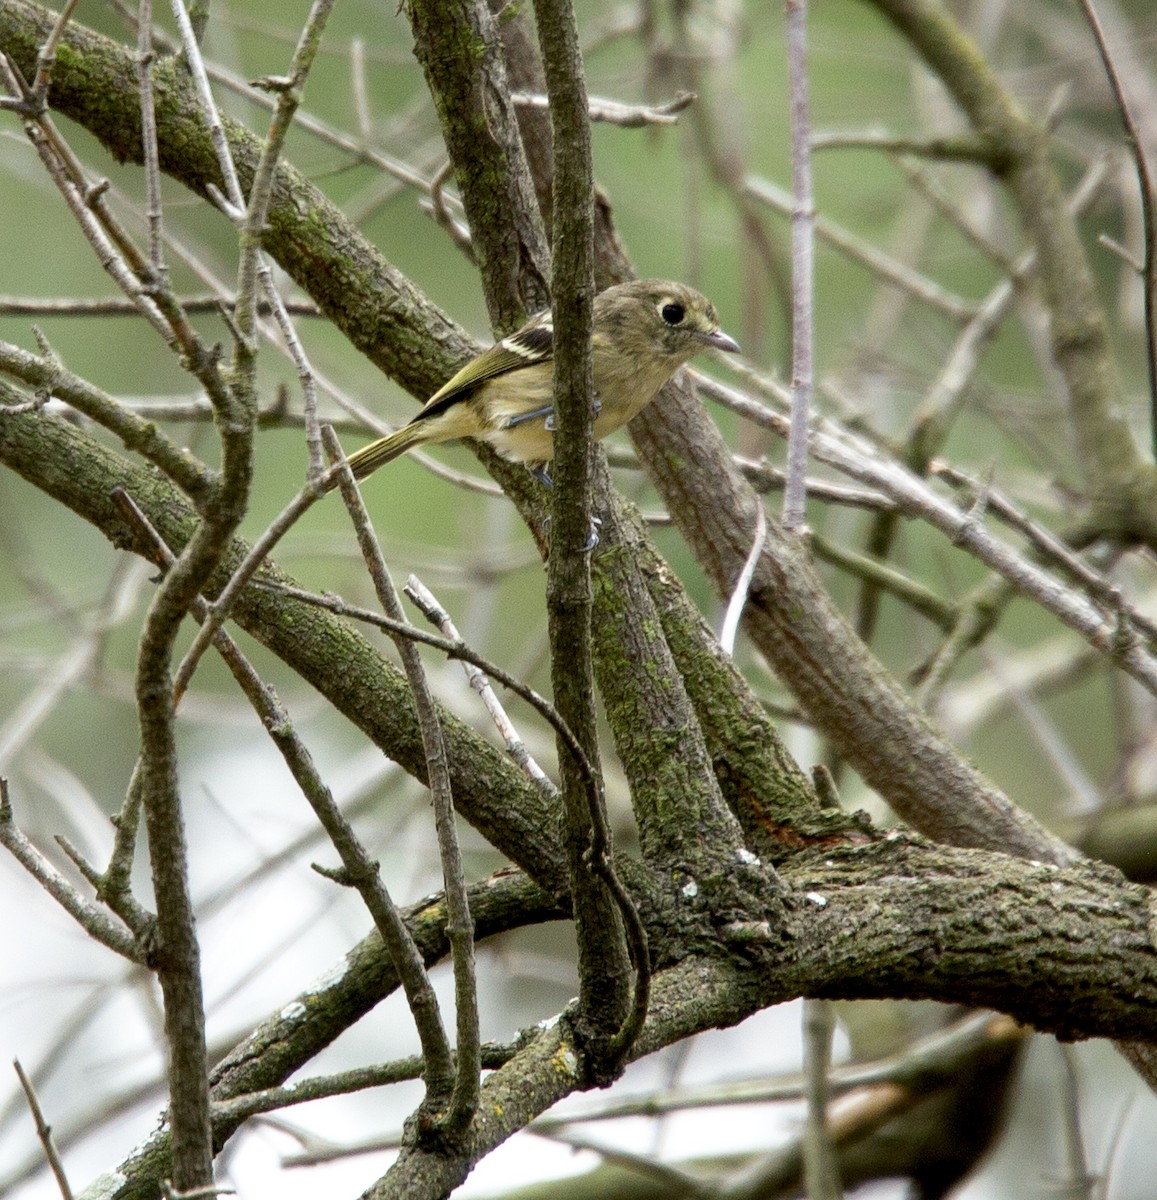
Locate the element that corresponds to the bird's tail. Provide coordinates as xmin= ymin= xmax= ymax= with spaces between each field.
xmin=343 ymin=422 xmax=426 ymax=482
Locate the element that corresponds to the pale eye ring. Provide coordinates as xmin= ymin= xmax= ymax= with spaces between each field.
xmin=660 ymin=302 xmax=685 ymax=325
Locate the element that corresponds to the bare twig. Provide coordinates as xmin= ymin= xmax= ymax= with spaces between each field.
xmin=136 ymin=0 xmax=164 ymax=275
xmin=251 ymin=578 xmax=598 ymax=783
xmin=0 ymin=294 xmax=321 ymax=316
xmin=0 ymin=57 xmax=174 ymax=345
xmin=0 ymin=779 xmax=143 ymax=962
xmin=695 ymin=371 xmax=1157 ymax=697
xmin=323 ymin=426 xmax=477 ymax=1135
xmin=13 ymin=1060 xmax=74 ymax=1200
xmin=426 ymin=160 xmax=475 ymax=258
xmin=511 ymin=88 xmax=695 ymax=127
xmin=169 ymin=0 xmax=245 ymax=215
xmin=171 ymin=466 xmax=341 ymax=701
xmin=782 ymin=0 xmax=815 ymax=531
xmin=810 ymin=127 xmax=994 ymax=162
xmin=1075 ymin=0 xmax=1157 ymax=458
xmin=801 ymin=998 xmax=842 ymax=1200
xmin=404 ymin=576 xmax=559 ymax=798
xmin=719 ymin=502 xmax=768 ymax=654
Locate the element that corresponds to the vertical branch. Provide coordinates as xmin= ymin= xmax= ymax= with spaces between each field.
xmin=136 ymin=0 xmax=164 ymax=274
xmin=1074 ymin=0 xmax=1157 ymax=460
xmin=802 ymin=998 xmax=842 ymax=1200
xmin=533 ymin=0 xmax=634 ymax=1067
xmin=782 ymin=0 xmax=814 ymax=531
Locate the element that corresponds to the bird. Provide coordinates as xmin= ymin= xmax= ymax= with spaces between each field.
xmin=341 ymin=279 xmax=740 ymax=486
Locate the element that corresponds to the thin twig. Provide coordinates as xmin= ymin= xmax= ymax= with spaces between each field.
xmin=136 ymin=0 xmax=165 ymax=275
xmin=0 ymin=58 xmax=174 ymax=346
xmin=719 ymin=503 xmax=767 ymax=654
xmin=782 ymin=0 xmax=815 ymax=531
xmin=0 ymin=779 xmax=143 ymax=963
xmin=0 ymin=295 xmax=322 ymax=316
xmin=1075 ymin=0 xmax=1157 ymax=459
xmin=323 ymin=426 xmax=477 ymax=1134
xmin=810 ymin=127 xmax=994 ymax=163
xmin=511 ymin=89 xmax=695 ymax=127
xmin=211 ymin=1042 xmax=519 ymax=1126
xmin=404 ymin=577 xmax=559 ymax=799
xmin=171 ymin=467 xmax=341 ymax=701
xmin=13 ymin=1060 xmax=74 ymax=1200
xmin=169 ymin=0 xmax=245 ymax=214
xmin=426 ymin=160 xmax=475 ymax=259
xmin=801 ymin=998 xmax=842 ymax=1200
xmin=27 ymin=0 xmax=81 ymax=102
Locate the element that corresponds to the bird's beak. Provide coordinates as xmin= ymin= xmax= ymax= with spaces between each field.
xmin=701 ymin=329 xmax=741 ymax=354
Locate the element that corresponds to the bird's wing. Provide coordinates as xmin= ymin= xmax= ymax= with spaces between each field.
xmin=414 ymin=316 xmax=554 ymax=423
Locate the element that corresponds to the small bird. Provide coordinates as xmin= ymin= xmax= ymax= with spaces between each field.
xmin=343 ymin=279 xmax=740 ymax=485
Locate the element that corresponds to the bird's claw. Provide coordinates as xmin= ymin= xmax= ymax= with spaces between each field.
xmin=542 ymin=395 xmax=600 ymax=433
xmin=540 ymin=514 xmax=602 ymax=553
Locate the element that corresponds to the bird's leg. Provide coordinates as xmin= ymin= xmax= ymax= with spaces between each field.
xmin=504 ymin=404 xmax=555 ymax=429
xmin=530 ymin=464 xmax=602 ymax=551
xmin=507 ymin=395 xmax=601 ymax=434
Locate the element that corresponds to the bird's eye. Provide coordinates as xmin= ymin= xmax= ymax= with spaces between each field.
xmin=660 ymin=302 xmax=685 ymax=326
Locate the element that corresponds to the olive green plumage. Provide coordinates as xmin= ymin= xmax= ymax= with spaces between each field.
xmin=344 ymin=279 xmax=740 ymax=482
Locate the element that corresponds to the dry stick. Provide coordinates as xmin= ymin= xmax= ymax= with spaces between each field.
xmin=782 ymin=0 xmax=815 ymax=531
xmin=801 ymin=997 xmax=842 ymax=1200
xmin=0 ymin=60 xmax=173 ymax=347
xmin=322 ymin=427 xmax=478 ymax=1135
xmin=136 ymin=0 xmax=163 ymax=274
xmin=511 ymin=89 xmax=696 ymax=127
xmin=0 ymin=780 xmax=143 ymax=962
xmin=788 ymin=28 xmax=836 ymax=1166
xmin=113 ymin=488 xmax=461 ymax=1110
xmin=0 ymin=294 xmax=323 ymax=316
xmin=213 ymin=1042 xmax=519 ymax=1128
xmin=931 ymin=460 xmax=1155 ymax=635
xmin=13 ymin=1060 xmax=74 ymax=1200
xmin=170 ymin=0 xmax=243 ymax=211
xmin=719 ymin=502 xmax=768 ymax=655
xmin=1075 ymin=0 xmax=1157 ymax=459
xmin=404 ymin=577 xmax=559 ymax=799
xmin=810 ymin=127 xmax=994 ymax=163
xmin=808 ymin=528 xmax=957 ymax=629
